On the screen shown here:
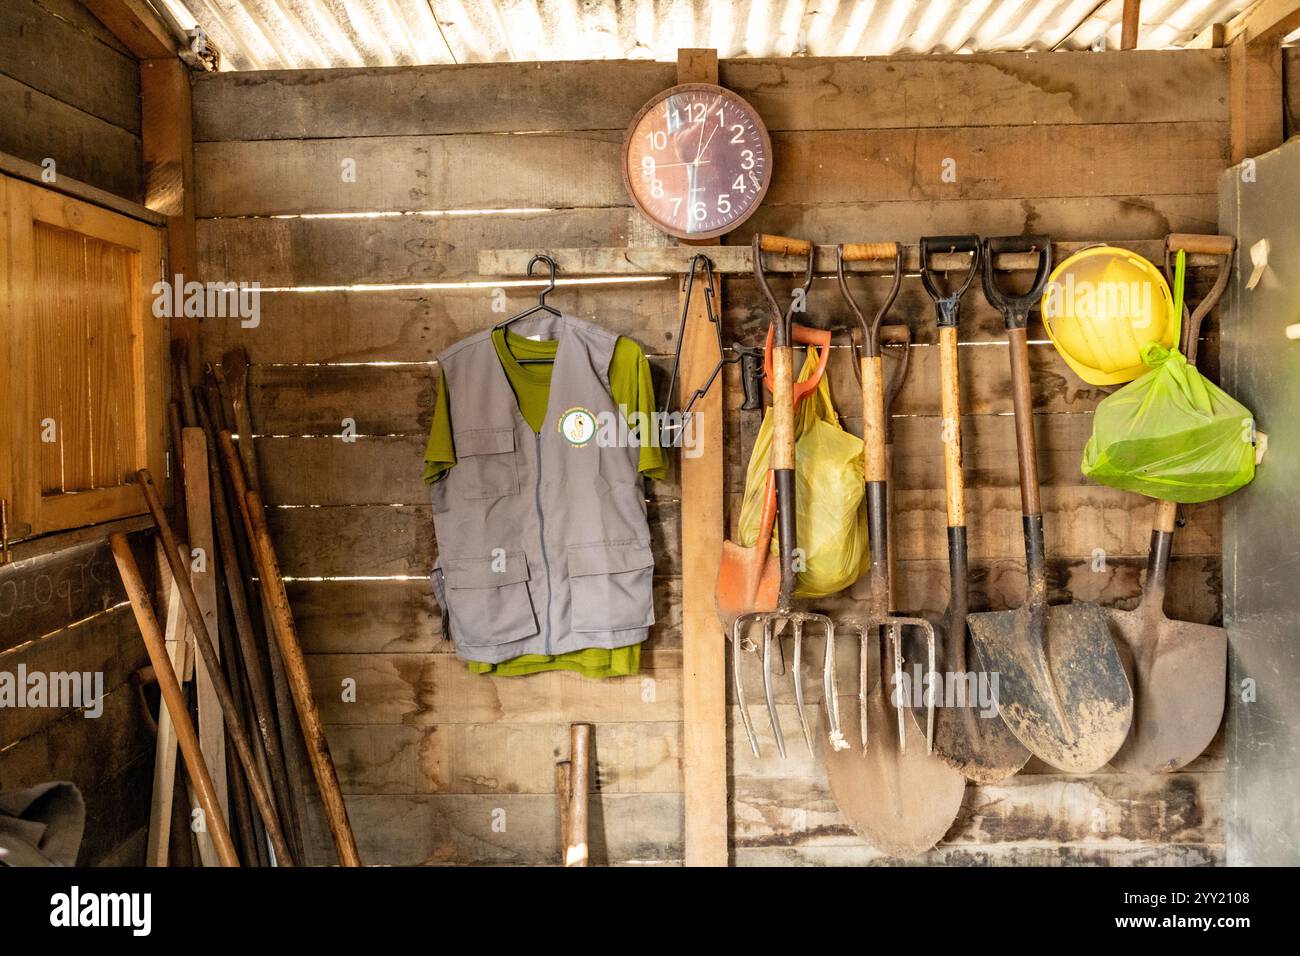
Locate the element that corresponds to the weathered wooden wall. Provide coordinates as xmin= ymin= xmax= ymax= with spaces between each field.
xmin=0 ymin=0 xmax=143 ymax=201
xmin=0 ymin=0 xmax=154 ymax=866
xmin=0 ymin=539 xmax=155 ymax=865
xmin=192 ymin=49 xmax=1230 ymax=865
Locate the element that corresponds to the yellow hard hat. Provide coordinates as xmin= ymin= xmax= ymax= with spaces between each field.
xmin=1040 ymin=246 xmax=1177 ymax=386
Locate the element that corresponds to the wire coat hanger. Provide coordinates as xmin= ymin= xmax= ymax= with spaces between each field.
xmin=495 ymin=254 xmax=562 ymax=364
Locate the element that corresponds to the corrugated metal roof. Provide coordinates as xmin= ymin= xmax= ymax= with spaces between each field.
xmin=159 ymin=0 xmax=1257 ymax=71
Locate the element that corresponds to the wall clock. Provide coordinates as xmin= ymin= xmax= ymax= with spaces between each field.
xmin=622 ymin=83 xmax=773 ymax=241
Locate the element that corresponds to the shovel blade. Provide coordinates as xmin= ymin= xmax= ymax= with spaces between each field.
xmin=908 ymin=614 xmax=1032 ymax=784
xmin=968 ymin=602 xmax=1133 ymax=773
xmin=1108 ymin=608 xmax=1227 ymax=774
xmin=716 ymin=539 xmax=780 ymax=624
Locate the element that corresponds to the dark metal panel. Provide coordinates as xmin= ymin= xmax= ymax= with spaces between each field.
xmin=1219 ymin=139 xmax=1300 ymax=867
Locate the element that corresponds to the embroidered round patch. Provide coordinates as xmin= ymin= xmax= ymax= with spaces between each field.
xmin=558 ymin=407 xmax=597 ymax=446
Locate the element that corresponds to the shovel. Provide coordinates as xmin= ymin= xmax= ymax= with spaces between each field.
xmin=818 ymin=241 xmax=965 ymax=859
xmin=918 ymin=236 xmax=1031 ymax=783
xmin=968 ymin=235 xmax=1134 ymax=774
xmin=1108 ymin=232 xmax=1235 ymax=774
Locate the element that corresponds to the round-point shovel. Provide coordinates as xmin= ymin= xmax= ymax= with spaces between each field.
xmin=819 ymin=241 xmax=965 ymax=859
xmin=919 ymin=236 xmax=1031 ymax=783
xmin=968 ymin=235 xmax=1134 ymax=774
xmin=1108 ymin=232 xmax=1235 ymax=774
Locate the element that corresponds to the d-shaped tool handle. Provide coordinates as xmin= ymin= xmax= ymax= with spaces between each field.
xmin=763 ymin=323 xmax=832 ymax=404
xmin=981 ymin=235 xmax=1053 ymax=329
xmin=920 ymin=235 xmax=982 ymax=327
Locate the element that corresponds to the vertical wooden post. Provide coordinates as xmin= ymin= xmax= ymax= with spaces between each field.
xmin=676 ymin=48 xmax=729 ymax=868
xmin=1120 ymin=0 xmax=1141 ymax=50
xmin=565 ymin=723 xmax=592 ymax=867
xmin=141 ymin=56 xmax=197 ymax=375
xmin=1230 ymin=36 xmax=1284 ymax=164
xmin=183 ymin=427 xmax=226 ymax=821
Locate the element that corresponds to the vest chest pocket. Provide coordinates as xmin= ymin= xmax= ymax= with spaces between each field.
xmin=455 ymin=427 xmax=519 ymax=499
xmin=437 ymin=552 xmax=538 ymax=647
xmin=567 ymin=540 xmax=656 ymax=633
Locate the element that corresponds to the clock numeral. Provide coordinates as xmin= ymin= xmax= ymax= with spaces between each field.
xmin=691 ymin=201 xmax=707 ymax=223
xmin=741 ymin=150 xmax=755 ymax=171
xmin=733 ymin=175 xmax=746 ymax=192
xmin=717 ymin=194 xmax=731 ymax=215
xmin=730 ymin=124 xmax=746 ymax=144
xmin=670 ymin=197 xmax=682 ymax=218
xmin=650 ymin=179 xmax=664 ymax=199
xmin=641 ymin=156 xmax=655 ymax=178
xmin=715 ymin=108 xmax=726 ymax=126
xmin=647 ymin=130 xmax=667 ymax=150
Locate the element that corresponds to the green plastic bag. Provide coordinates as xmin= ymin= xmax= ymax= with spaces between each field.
xmin=1081 ymin=251 xmax=1256 ymax=503
xmin=737 ymin=348 xmax=869 ymax=597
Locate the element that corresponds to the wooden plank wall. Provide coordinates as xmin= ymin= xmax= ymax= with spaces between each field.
xmin=0 ymin=0 xmax=143 ymax=202
xmin=0 ymin=540 xmax=154 ymax=865
xmin=0 ymin=0 xmax=154 ymax=866
xmin=192 ymin=49 xmax=1230 ymax=866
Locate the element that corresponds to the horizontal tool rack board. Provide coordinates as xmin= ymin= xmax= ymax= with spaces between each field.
xmin=194 ymin=49 xmax=1229 ymax=865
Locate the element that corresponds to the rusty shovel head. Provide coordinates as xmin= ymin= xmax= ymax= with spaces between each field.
xmin=716 ymin=538 xmax=780 ymax=625
xmin=1107 ymin=605 xmax=1226 ymax=774
xmin=967 ymin=602 xmax=1133 ymax=773
xmin=921 ymin=614 xmax=1032 ymax=784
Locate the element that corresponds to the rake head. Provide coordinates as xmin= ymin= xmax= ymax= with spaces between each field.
xmin=732 ymin=609 xmax=836 ymax=759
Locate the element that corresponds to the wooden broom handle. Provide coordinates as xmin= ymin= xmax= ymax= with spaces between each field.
xmin=110 ymin=533 xmax=240 ymax=867
xmin=134 ymin=469 xmax=295 ymax=866
xmin=241 ymin=485 xmax=363 ymax=867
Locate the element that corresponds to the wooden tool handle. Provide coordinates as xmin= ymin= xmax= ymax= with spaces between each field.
xmin=770 ymin=347 xmax=796 ymax=471
xmin=1167 ymin=233 xmax=1235 ymax=256
xmin=243 ymin=488 xmax=363 ymax=867
xmin=758 ymin=234 xmax=813 ymax=257
xmin=134 ymin=469 xmax=295 ymax=866
xmin=939 ymin=326 xmax=965 ymax=528
xmin=1007 ymin=327 xmax=1042 ymax=517
xmin=565 ymin=723 xmax=592 ymax=867
xmin=840 ymin=242 xmax=898 ymax=262
xmin=1153 ymin=498 xmax=1178 ymax=533
xmin=861 ymin=354 xmax=888 ymax=483
xmin=111 ymin=534 xmax=240 ymax=867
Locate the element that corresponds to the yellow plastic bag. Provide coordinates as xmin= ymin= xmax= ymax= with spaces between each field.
xmin=737 ymin=348 xmax=869 ymax=598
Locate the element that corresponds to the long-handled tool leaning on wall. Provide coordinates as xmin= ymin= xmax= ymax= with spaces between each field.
xmin=728 ymin=234 xmax=836 ymax=760
xmin=1107 ymin=233 xmax=1236 ymax=774
xmin=969 ymin=236 xmax=1134 ymax=774
xmin=918 ymin=236 xmax=1031 ymax=783
xmin=821 ymin=241 xmax=964 ymax=859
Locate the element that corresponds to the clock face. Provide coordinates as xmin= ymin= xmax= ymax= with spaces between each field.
xmin=622 ymin=84 xmax=773 ymax=241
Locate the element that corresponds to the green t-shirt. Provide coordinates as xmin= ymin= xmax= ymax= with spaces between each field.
xmin=423 ymin=327 xmax=665 ymax=679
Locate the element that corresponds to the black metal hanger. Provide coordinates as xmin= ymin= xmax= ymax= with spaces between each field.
xmin=495 ymin=254 xmax=561 ymax=365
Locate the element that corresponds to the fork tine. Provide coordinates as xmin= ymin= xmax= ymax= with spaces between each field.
xmin=890 ymin=623 xmax=907 ymax=753
xmin=791 ymin=618 xmax=815 ymax=756
xmin=859 ymin=628 xmax=870 ymax=754
xmin=823 ymin=622 xmax=848 ymax=752
xmin=762 ymin=620 xmax=786 ymax=759
xmin=733 ymin=617 xmax=760 ymax=758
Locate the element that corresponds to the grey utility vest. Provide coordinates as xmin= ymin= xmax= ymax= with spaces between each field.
xmin=429 ymin=313 xmax=655 ymax=663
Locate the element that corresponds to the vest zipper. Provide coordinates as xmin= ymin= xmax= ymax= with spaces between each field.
xmin=534 ymin=431 xmax=552 ymax=654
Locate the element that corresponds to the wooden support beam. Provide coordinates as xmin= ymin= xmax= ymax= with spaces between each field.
xmin=82 ymin=0 xmax=179 ymax=60
xmin=1121 ymin=0 xmax=1142 ymax=49
xmin=482 ymin=242 xmax=1226 ymax=278
xmin=141 ymin=57 xmax=198 ymax=369
xmin=1229 ymin=35 xmax=1285 ymax=163
xmin=672 ymin=47 xmax=729 ymax=868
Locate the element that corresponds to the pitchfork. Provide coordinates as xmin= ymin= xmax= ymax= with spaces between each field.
xmin=835 ymin=242 xmax=939 ymax=755
xmin=731 ymin=234 xmax=837 ymax=759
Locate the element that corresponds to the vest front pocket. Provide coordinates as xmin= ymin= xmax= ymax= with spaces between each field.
xmin=566 ymin=540 xmax=656 ymax=633
xmin=440 ymin=551 xmax=538 ymax=646
xmin=455 ymin=426 xmax=519 ymax=499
